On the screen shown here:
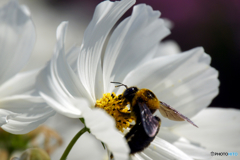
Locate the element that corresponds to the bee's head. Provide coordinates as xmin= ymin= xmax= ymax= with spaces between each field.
xmin=123 ymin=87 xmax=138 ymax=101
xmin=111 ymin=82 xmax=139 ymax=101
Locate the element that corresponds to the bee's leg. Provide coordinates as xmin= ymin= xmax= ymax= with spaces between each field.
xmin=125 ymin=122 xmax=141 ymax=141
xmin=120 ymin=99 xmax=129 ymax=107
xmin=118 ymin=109 xmax=131 ymax=114
xmin=107 ymin=149 xmax=114 ymax=160
xmin=110 ymin=153 xmax=113 ymax=159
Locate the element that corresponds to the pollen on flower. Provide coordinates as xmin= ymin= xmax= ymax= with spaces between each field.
xmin=95 ymin=92 xmax=135 ymax=132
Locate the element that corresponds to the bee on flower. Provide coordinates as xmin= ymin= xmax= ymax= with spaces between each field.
xmin=0 ymin=0 xmax=239 ymax=160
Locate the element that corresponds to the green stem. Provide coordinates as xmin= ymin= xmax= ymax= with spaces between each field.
xmin=60 ymin=127 xmax=89 ymax=160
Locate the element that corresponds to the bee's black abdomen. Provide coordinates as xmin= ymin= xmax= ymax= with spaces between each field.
xmin=125 ymin=116 xmax=160 ymax=154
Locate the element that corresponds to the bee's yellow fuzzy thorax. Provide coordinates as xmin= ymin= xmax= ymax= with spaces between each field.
xmin=134 ymin=89 xmax=160 ymax=110
xmin=95 ymin=92 xmax=135 ymax=132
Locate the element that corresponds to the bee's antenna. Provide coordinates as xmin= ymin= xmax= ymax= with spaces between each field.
xmin=111 ymin=82 xmax=128 ymax=89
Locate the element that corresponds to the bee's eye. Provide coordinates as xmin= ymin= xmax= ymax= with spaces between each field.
xmin=145 ymin=90 xmax=155 ymax=99
xmin=123 ymin=87 xmax=138 ymax=98
xmin=131 ymin=87 xmax=139 ymax=93
xmin=131 ymin=88 xmax=137 ymax=91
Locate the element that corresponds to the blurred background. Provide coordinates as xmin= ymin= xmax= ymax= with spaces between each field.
xmin=0 ymin=0 xmax=239 ymax=108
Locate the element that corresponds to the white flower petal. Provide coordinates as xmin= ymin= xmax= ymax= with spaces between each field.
xmin=0 ymin=68 xmax=42 ymax=98
xmin=157 ymin=127 xmax=181 ymax=143
xmin=77 ymin=0 xmax=135 ymax=100
xmin=162 ymin=18 xmax=174 ymax=30
xmin=173 ymin=138 xmax=211 ymax=160
xmin=38 ymin=22 xmax=93 ymax=118
xmin=0 ymin=95 xmax=55 ymax=134
xmin=55 ymin=22 xmax=91 ymax=100
xmin=39 ymin=92 xmax=83 ymax=118
xmin=66 ymin=46 xmax=81 ymax=73
xmin=153 ymin=40 xmax=181 ymax=57
xmin=134 ymin=153 xmax=151 ymax=160
xmin=0 ymin=0 xmax=35 ymax=86
xmin=73 ymin=99 xmax=129 ymax=160
xmin=172 ymin=108 xmax=240 ymax=154
xmin=38 ymin=63 xmax=82 ymax=118
xmin=84 ymin=111 xmax=129 ymax=160
xmin=142 ymin=137 xmax=193 ymax=160
xmin=158 ymin=128 xmax=211 ymax=159
xmin=122 ymin=47 xmax=219 ymax=127
xmin=0 ymin=109 xmax=18 ymax=126
xmin=103 ymin=4 xmax=170 ymax=93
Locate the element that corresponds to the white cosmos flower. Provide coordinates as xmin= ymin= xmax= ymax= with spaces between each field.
xmin=0 ymin=0 xmax=55 ymax=134
xmin=37 ymin=0 xmax=226 ymax=159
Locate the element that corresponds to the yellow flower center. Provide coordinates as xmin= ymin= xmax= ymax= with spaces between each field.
xmin=95 ymin=92 xmax=135 ymax=132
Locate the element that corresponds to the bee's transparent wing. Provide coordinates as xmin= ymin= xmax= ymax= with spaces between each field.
xmin=159 ymin=101 xmax=198 ymax=128
xmin=138 ymin=101 xmax=161 ymax=137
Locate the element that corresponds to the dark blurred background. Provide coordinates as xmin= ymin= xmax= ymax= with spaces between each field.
xmin=43 ymin=0 xmax=240 ymax=109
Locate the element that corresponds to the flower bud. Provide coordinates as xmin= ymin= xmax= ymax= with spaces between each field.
xmin=11 ymin=148 xmax=50 ymax=160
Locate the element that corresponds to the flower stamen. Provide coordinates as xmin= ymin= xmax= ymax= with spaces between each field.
xmin=95 ymin=93 xmax=135 ymax=132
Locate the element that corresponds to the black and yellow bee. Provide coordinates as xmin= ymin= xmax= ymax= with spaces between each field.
xmin=111 ymin=82 xmax=198 ymax=154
